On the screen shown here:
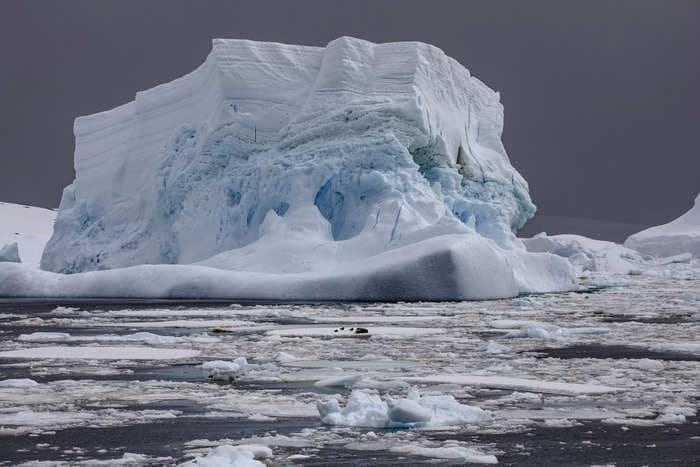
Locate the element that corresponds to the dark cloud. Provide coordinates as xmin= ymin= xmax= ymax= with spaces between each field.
xmin=1 ymin=0 xmax=698 ymax=241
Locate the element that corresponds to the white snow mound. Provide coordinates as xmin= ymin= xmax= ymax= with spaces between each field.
xmin=625 ymin=192 xmax=700 ymax=258
xmin=3 ymin=37 xmax=575 ymax=300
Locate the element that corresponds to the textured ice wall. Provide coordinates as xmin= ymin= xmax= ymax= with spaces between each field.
xmin=42 ymin=37 xmax=535 ymax=274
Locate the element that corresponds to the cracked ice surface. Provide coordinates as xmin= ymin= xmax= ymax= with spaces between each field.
xmin=0 ymin=274 xmax=698 ymax=464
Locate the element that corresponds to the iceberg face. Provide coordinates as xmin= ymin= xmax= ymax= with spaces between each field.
xmin=16 ymin=37 xmax=575 ymax=300
xmin=625 ymin=192 xmax=700 ymax=258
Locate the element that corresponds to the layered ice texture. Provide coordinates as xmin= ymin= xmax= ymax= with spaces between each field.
xmin=10 ymin=37 xmax=575 ymax=299
xmin=625 ymin=192 xmax=700 ymax=258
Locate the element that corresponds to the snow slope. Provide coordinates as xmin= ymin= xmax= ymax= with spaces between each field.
xmin=0 ymin=202 xmax=56 ymax=267
xmin=3 ymin=37 xmax=574 ymax=300
xmin=625 ymin=192 xmax=700 ymax=258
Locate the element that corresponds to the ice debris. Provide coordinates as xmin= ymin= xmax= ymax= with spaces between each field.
xmin=180 ymin=444 xmax=272 ymax=467
xmin=317 ymin=389 xmax=491 ymax=428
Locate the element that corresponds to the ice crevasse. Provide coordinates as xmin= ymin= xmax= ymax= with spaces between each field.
xmin=2 ymin=37 xmax=574 ymax=300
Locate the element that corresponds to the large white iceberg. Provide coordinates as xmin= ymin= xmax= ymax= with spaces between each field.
xmin=625 ymin=192 xmax=700 ymax=258
xmin=2 ymin=37 xmax=574 ymax=300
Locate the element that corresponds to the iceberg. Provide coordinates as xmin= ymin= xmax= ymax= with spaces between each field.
xmin=522 ymin=232 xmax=645 ymax=274
xmin=0 ymin=242 xmax=20 ymax=263
xmin=2 ymin=37 xmax=574 ymax=300
xmin=0 ymin=202 xmax=56 ymax=268
xmin=625 ymin=192 xmax=700 ymax=258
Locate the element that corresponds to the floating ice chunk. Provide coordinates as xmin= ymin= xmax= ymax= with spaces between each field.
xmin=0 ymin=346 xmax=200 ymax=360
xmin=495 ymin=320 xmax=609 ymax=340
xmin=201 ymin=357 xmax=248 ymax=377
xmin=0 ymin=378 xmax=39 ymax=388
xmin=318 ymin=390 xmax=389 ymax=428
xmin=407 ymin=374 xmax=621 ymax=395
xmin=0 ymin=242 xmax=20 ymax=263
xmin=273 ymin=351 xmax=299 ymax=363
xmin=18 ymin=332 xmax=71 ymax=342
xmin=180 ymin=444 xmax=272 ymax=467
xmin=649 ymin=342 xmax=700 ymax=355
xmin=390 ymin=443 xmax=497 ymax=464
xmin=314 ymin=374 xmax=364 ymax=389
xmin=317 ymin=389 xmax=491 ymax=428
xmin=17 ymin=331 xmax=178 ymax=345
xmin=634 ymin=359 xmax=664 ymax=371
xmin=483 ymin=340 xmax=511 ymax=354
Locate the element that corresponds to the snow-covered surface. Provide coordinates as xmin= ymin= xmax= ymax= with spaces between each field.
xmin=0 ymin=202 xmax=56 ymax=268
xmin=625 ymin=192 xmax=700 ymax=258
xmin=0 ymin=274 xmax=698 ymax=463
xmin=3 ymin=36 xmax=576 ymax=301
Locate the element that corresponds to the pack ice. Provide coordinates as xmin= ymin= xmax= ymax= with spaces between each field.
xmin=625 ymin=192 xmax=700 ymax=258
xmin=2 ymin=37 xmax=574 ymax=300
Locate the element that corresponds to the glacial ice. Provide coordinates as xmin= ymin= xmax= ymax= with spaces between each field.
xmin=4 ymin=37 xmax=575 ymax=300
xmin=625 ymin=192 xmax=700 ymax=258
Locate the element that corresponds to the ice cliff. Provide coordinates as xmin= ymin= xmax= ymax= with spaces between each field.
xmin=11 ymin=37 xmax=574 ymax=300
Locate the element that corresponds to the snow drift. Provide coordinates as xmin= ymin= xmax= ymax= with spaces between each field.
xmin=2 ymin=37 xmax=574 ymax=300
xmin=625 ymin=192 xmax=700 ymax=258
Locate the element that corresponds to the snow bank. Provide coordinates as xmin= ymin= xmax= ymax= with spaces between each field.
xmin=317 ymin=389 xmax=491 ymax=428
xmin=180 ymin=444 xmax=272 ymax=467
xmin=4 ymin=37 xmax=575 ymax=300
xmin=0 ymin=202 xmax=56 ymax=268
xmin=625 ymin=192 xmax=700 ymax=258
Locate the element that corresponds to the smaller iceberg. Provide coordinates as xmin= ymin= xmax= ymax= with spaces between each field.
xmin=625 ymin=192 xmax=700 ymax=258
xmin=317 ymin=389 xmax=492 ymax=428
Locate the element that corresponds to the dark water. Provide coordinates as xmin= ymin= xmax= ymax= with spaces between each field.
xmin=1 ymin=298 xmax=699 ymax=466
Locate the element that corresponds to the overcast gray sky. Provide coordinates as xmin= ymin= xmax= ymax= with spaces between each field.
xmin=1 ymin=0 xmax=698 ymax=241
